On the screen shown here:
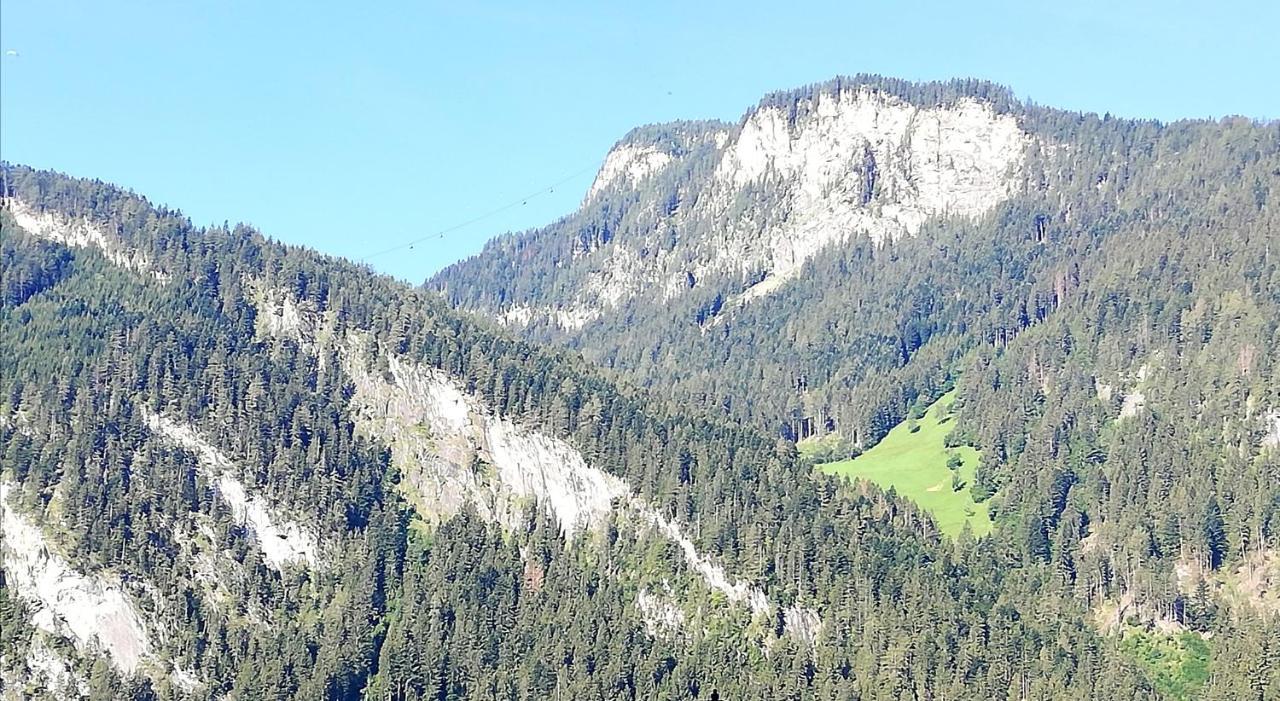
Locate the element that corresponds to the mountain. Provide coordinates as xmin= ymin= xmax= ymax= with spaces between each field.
xmin=431 ymin=75 xmax=1279 ymax=443
xmin=436 ymin=78 xmax=1025 ymax=334
xmin=2 ymin=73 xmax=1279 ymax=701
xmin=431 ymin=75 xmax=1280 ymax=694
xmin=434 ymin=73 xmax=1280 ymax=568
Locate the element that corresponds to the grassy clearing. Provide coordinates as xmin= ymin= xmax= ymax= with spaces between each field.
xmin=797 ymin=432 xmax=857 ymax=464
xmin=816 ymin=390 xmax=992 ymax=537
xmin=1119 ymin=629 xmax=1211 ymax=700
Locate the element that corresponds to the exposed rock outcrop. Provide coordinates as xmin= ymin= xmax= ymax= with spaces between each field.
xmin=465 ymin=84 xmax=1031 ymax=328
xmin=8 ymin=200 xmax=167 ymax=281
xmin=1 ymin=633 xmax=89 ymax=700
xmin=708 ymin=90 xmax=1027 ymax=296
xmin=0 ymin=483 xmax=151 ymax=676
xmin=339 ymin=333 xmax=628 ymax=535
xmin=586 ymin=144 xmax=679 ymax=201
xmin=143 ymin=413 xmax=321 ymax=570
xmin=1263 ymin=409 xmax=1280 ymax=449
xmin=636 ymin=583 xmax=686 ymax=637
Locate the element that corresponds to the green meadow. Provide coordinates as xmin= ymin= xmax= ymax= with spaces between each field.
xmin=810 ymin=390 xmax=992 ymax=537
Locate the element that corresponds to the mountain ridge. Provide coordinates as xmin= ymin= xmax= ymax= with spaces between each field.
xmin=3 ymin=71 xmax=1280 ymax=699
xmin=430 ymin=76 xmax=1278 ymax=444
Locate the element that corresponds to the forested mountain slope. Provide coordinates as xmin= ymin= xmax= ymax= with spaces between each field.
xmin=433 ymin=70 xmax=1280 ymax=652
xmin=2 ymin=72 xmax=1279 ymax=700
xmin=432 ymin=75 xmax=1279 ymax=449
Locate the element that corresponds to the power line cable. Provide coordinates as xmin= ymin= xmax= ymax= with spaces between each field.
xmin=360 ymin=162 xmax=600 ymax=261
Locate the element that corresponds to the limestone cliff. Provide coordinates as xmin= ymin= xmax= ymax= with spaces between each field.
xmin=437 ymin=81 xmax=1030 ymax=329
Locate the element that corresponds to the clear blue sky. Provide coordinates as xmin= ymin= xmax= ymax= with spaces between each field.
xmin=3 ymin=1 xmax=1277 ymax=282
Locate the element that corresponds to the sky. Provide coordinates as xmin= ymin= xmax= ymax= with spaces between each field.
xmin=3 ymin=1 xmax=1278 ymax=283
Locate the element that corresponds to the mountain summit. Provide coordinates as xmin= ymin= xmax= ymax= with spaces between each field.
xmin=436 ymin=77 xmax=1029 ymax=330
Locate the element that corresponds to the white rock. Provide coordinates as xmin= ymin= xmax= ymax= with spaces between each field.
xmin=256 ymin=289 xmax=309 ymax=339
xmin=8 ymin=200 xmax=166 ymax=281
xmin=551 ymin=306 xmax=598 ymax=331
xmin=634 ymin=504 xmax=771 ymax=616
xmin=142 ymin=413 xmax=320 ymax=570
xmin=485 ymin=418 xmax=627 ymax=535
xmin=18 ymin=634 xmax=89 ymax=699
xmin=1263 ymin=409 xmax=1280 ymax=449
xmin=169 ymin=666 xmax=203 ymax=693
xmin=1136 ymin=363 xmax=1151 ymax=382
xmin=0 ymin=483 xmax=151 ymax=675
xmin=1117 ymin=363 xmax=1152 ymax=420
xmin=246 ymin=278 xmax=332 ymax=345
xmin=636 ymin=583 xmax=686 ymax=636
xmin=498 ymin=87 xmax=1031 ymax=327
xmin=783 ymin=604 xmax=823 ymax=646
xmin=498 ymin=305 xmax=535 ymax=326
xmin=250 ymin=284 xmax=795 ymax=621
xmin=587 ymin=145 xmax=675 ymax=201
xmin=497 ymin=304 xmax=596 ymax=331
xmin=1119 ymin=391 xmax=1146 ymax=419
xmin=340 ymin=334 xmax=627 ymax=534
xmin=707 ymin=90 xmax=1027 ymax=299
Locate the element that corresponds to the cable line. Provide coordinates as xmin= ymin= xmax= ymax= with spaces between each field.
xmin=360 ymin=162 xmax=600 ymax=261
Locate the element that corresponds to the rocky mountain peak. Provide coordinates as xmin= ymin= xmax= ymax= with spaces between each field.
xmin=437 ymin=79 xmax=1033 ymax=331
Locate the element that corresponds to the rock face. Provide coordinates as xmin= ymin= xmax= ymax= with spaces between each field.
xmin=586 ymin=144 xmax=677 ymax=201
xmin=8 ymin=200 xmax=166 ymax=280
xmin=439 ymin=82 xmax=1030 ymax=329
xmin=783 ymin=605 xmax=823 ymax=646
xmin=337 ymin=335 xmax=813 ymax=629
xmin=339 ymin=327 xmax=784 ymax=613
xmin=1119 ymin=391 xmax=1147 ymax=419
xmin=635 ymin=505 xmax=771 ymax=615
xmin=8 ymin=179 xmax=828 ymax=654
xmin=334 ymin=327 xmax=786 ymax=616
xmin=339 ymin=334 xmax=629 ymax=535
xmin=143 ymin=412 xmax=321 ymax=570
xmin=0 ymin=483 xmax=151 ymax=675
xmin=1263 ymin=409 xmax=1280 ymax=449
xmin=1117 ymin=363 xmax=1152 ymax=420
xmin=11 ymin=635 xmax=88 ymax=699
xmin=705 ymin=89 xmax=1027 ymax=294
xmin=249 ymin=280 xmax=632 ymax=535
xmin=635 ymin=583 xmax=685 ymax=636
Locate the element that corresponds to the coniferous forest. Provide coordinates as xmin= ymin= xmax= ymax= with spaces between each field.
xmin=3 ymin=75 xmax=1280 ymax=700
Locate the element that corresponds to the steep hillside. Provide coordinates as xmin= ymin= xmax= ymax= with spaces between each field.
xmin=432 ymin=76 xmax=1279 ymax=449
xmin=436 ymin=77 xmax=1027 ymax=334
xmin=8 ymin=165 xmax=1262 ymax=699
xmin=431 ymin=75 xmax=1280 ymax=698
xmin=3 ymin=73 xmax=1280 ymax=699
